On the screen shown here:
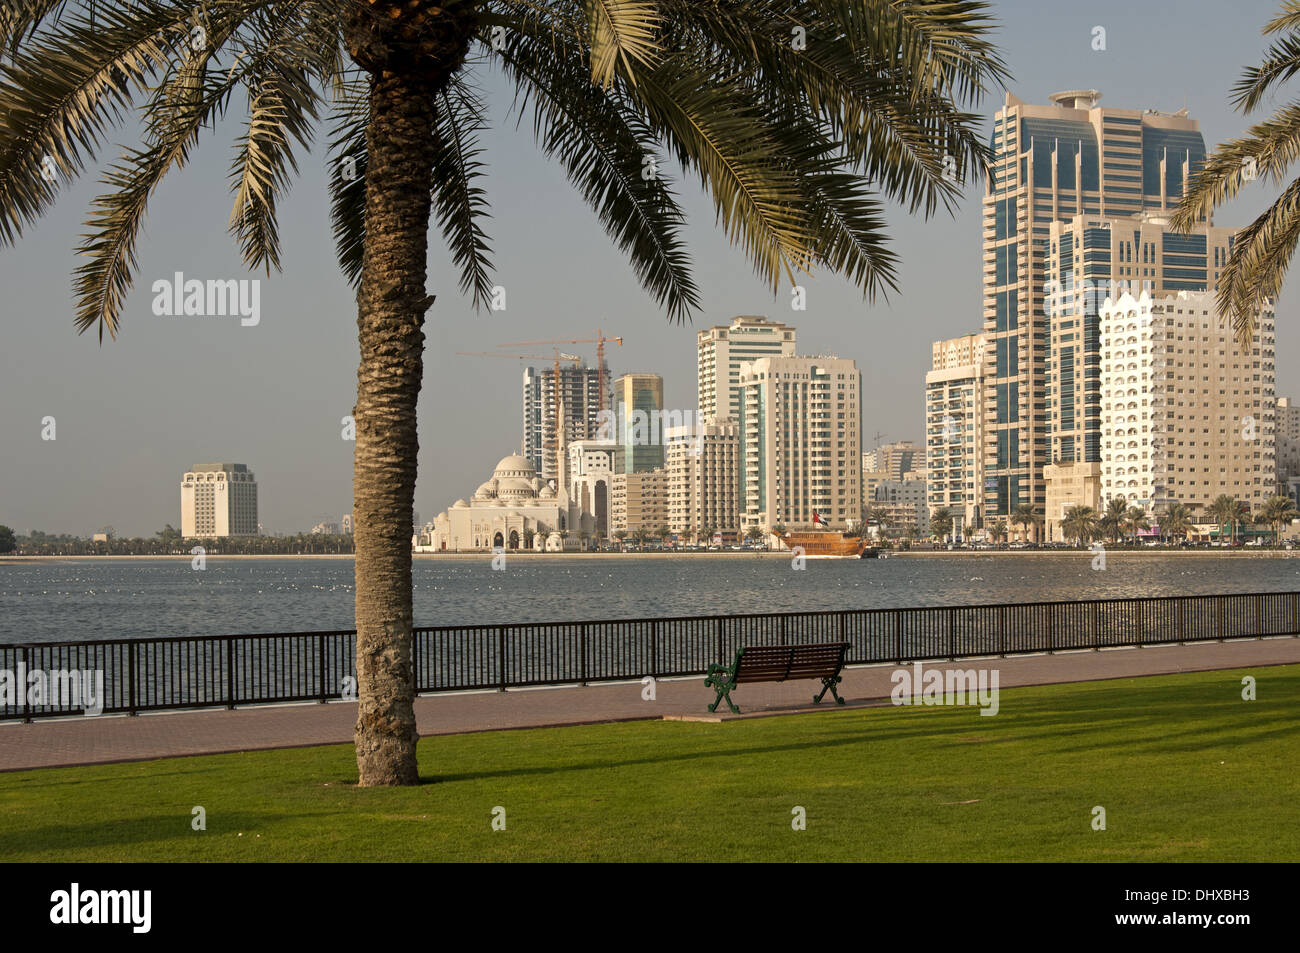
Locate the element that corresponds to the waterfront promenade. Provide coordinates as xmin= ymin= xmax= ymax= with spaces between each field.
xmin=3 ymin=636 xmax=1297 ymax=772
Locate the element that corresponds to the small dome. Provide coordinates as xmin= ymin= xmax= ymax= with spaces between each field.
xmin=498 ymin=478 xmax=535 ymax=497
xmin=473 ymin=479 xmax=498 ymax=499
xmin=539 ymin=486 xmax=556 ymax=499
xmin=452 ymin=499 xmax=469 ymax=508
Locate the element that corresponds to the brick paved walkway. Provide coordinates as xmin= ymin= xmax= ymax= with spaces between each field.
xmin=2 ymin=637 xmax=1298 ymax=771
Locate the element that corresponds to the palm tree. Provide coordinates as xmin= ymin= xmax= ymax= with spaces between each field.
xmin=1159 ymin=502 xmax=1194 ymax=544
xmin=1123 ymin=505 xmax=1150 ymax=545
xmin=1060 ymin=505 xmax=1098 ymax=548
xmin=929 ymin=507 xmax=953 ymax=540
xmin=1010 ymin=503 xmax=1038 ymax=543
xmin=989 ymin=519 xmax=1007 ymax=545
xmin=1099 ymin=496 xmax=1128 ymax=545
xmin=1207 ymin=494 xmax=1242 ymax=544
xmin=1260 ymin=494 xmax=1299 ymax=544
xmin=0 ymin=1 xmax=1005 ymax=785
xmin=1174 ymin=3 xmax=1300 ymax=344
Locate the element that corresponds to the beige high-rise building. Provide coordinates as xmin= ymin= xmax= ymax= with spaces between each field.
xmin=181 ymin=463 xmax=258 ymax=537
xmin=697 ymin=316 xmax=796 ymax=424
xmin=665 ymin=421 xmax=741 ymax=542
xmin=1099 ymin=291 xmax=1275 ymax=518
xmin=983 ymin=89 xmax=1208 ymax=526
xmin=1041 ymin=211 xmax=1234 ymax=538
xmin=739 ymin=355 xmax=861 ymax=531
xmin=610 ymin=468 xmax=669 ymax=536
xmin=1275 ymin=397 xmax=1300 ymax=483
xmin=926 ymin=334 xmax=986 ymax=529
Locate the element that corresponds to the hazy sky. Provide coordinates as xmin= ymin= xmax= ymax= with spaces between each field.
xmin=2 ymin=0 xmax=1296 ymax=536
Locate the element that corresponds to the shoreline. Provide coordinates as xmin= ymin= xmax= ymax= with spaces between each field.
xmin=3 ymin=548 xmax=1300 ymax=562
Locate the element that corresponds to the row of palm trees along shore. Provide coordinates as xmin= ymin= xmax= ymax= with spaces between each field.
xmin=911 ymin=495 xmax=1300 ymax=549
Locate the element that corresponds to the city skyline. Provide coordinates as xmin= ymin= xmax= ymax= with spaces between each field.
xmin=2 ymin=0 xmax=1296 ymax=537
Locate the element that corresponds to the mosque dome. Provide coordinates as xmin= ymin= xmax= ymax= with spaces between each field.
xmin=473 ymin=479 xmax=498 ymax=500
xmin=492 ymin=455 xmax=536 ymax=480
xmin=452 ymin=499 xmax=469 ymax=508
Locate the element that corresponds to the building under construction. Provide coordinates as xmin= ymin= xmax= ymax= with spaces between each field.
xmin=522 ymin=363 xmax=609 ymax=482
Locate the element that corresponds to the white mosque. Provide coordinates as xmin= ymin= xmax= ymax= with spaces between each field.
xmin=421 ymin=452 xmax=596 ymax=552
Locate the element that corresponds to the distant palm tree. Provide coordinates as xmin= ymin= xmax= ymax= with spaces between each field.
xmin=1207 ymin=494 xmax=1243 ymax=544
xmin=1174 ymin=2 xmax=1300 ymax=343
xmin=929 ymin=507 xmax=953 ymax=540
xmin=1098 ymin=496 xmax=1128 ymax=544
xmin=0 ymin=0 xmax=1006 ymax=784
xmin=1060 ymin=505 xmax=1098 ymax=548
xmin=1260 ymin=494 xmax=1299 ymax=544
xmin=1123 ymin=505 xmax=1150 ymax=545
xmin=1159 ymin=502 xmax=1194 ymax=543
xmin=1010 ymin=503 xmax=1037 ymax=543
xmin=989 ymin=519 xmax=1008 ymax=544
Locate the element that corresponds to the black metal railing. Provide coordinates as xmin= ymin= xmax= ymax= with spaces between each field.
xmin=3 ymin=590 xmax=1297 ymax=721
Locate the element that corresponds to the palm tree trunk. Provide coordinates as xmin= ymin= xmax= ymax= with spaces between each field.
xmin=352 ymin=71 xmax=438 ymax=787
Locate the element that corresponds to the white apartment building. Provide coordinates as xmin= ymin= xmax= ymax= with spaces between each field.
xmin=925 ymin=334 xmax=986 ymax=529
xmin=1276 ymin=396 xmax=1300 ymax=483
xmin=697 ymin=316 xmax=796 ymax=424
xmin=568 ymin=440 xmax=618 ymax=540
xmin=181 ymin=463 xmax=259 ymax=537
xmin=665 ymin=421 xmax=741 ymax=542
xmin=873 ymin=478 xmax=928 ymax=534
xmin=739 ymin=355 xmax=861 ymax=531
xmin=1099 ymin=291 xmax=1275 ymax=516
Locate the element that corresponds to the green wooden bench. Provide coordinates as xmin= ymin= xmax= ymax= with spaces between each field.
xmin=704 ymin=642 xmax=851 ymax=714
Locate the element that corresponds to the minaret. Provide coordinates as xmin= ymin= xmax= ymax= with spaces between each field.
xmin=556 ymin=394 xmax=568 ymax=503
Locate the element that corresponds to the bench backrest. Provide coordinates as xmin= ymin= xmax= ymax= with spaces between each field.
xmin=733 ymin=642 xmax=850 ymax=683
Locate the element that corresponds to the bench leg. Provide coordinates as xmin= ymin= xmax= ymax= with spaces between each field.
xmin=707 ymin=681 xmax=740 ymax=714
xmin=813 ymin=675 xmax=845 ymax=706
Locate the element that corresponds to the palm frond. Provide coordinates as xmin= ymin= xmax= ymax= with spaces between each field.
xmin=583 ymin=0 xmax=660 ymax=88
xmin=0 ymin=0 xmax=198 ymax=244
xmin=228 ymin=7 xmax=326 ymax=274
xmin=431 ymin=72 xmax=495 ymax=309
xmin=71 ymin=4 xmax=275 ymax=340
xmin=1211 ymin=174 xmax=1300 ymax=341
xmin=326 ymin=82 xmax=368 ymax=287
xmin=493 ymin=19 xmax=698 ymax=319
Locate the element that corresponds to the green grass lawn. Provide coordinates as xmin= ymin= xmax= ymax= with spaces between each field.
xmin=2 ymin=664 xmax=1297 ymax=861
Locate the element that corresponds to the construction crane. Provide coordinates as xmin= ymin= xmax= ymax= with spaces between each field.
xmin=457 ymin=349 xmax=582 ymax=478
xmin=497 ymin=329 xmax=624 ymax=412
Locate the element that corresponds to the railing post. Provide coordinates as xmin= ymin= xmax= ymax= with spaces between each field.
xmin=650 ymin=620 xmax=658 ymax=679
xmin=1293 ymin=592 xmax=1298 ymax=636
xmin=947 ymin=608 xmax=955 ymax=660
xmin=1092 ymin=603 xmax=1100 ymax=651
xmin=998 ymin=606 xmax=1007 ymax=657
xmin=318 ymin=634 xmax=327 ymax=703
xmin=1047 ymin=605 xmax=1056 ymax=654
xmin=1176 ymin=600 xmax=1185 ymax=643
xmin=894 ymin=610 xmax=903 ymax=664
xmin=716 ymin=616 xmax=724 ymax=665
xmin=128 ymin=641 xmax=137 ymax=716
xmin=1218 ymin=599 xmax=1225 ymax=642
xmin=21 ymin=645 xmax=30 ymax=723
xmin=497 ymin=626 xmax=507 ymax=692
xmin=226 ymin=638 xmax=235 ymax=709
xmin=1255 ymin=594 xmax=1262 ymax=639
xmin=580 ymin=623 xmax=587 ymax=686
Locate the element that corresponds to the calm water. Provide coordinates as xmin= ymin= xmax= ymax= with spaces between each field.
xmin=3 ymin=554 xmax=1300 ymax=644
